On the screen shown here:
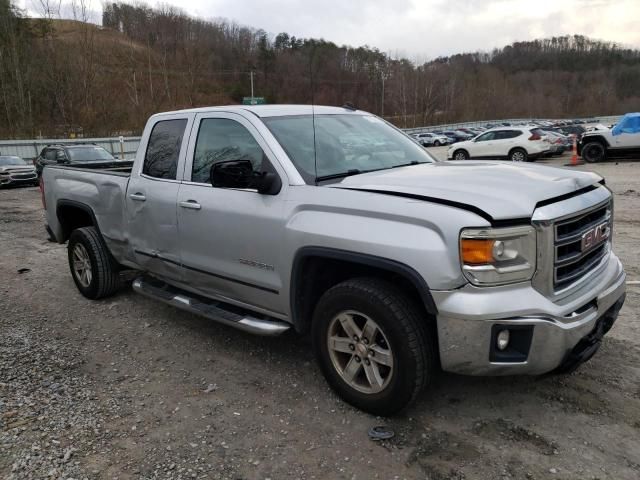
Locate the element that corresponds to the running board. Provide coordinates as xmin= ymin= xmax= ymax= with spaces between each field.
xmin=131 ymin=276 xmax=290 ymax=336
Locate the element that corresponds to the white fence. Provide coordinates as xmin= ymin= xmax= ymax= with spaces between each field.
xmin=0 ymin=137 xmax=141 ymax=160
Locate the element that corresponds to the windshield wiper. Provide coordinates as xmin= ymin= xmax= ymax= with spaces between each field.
xmin=315 ymin=169 xmax=362 ymax=182
xmin=387 ymin=161 xmax=422 ymax=169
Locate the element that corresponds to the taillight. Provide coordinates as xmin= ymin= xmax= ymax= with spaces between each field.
xmin=39 ymin=177 xmax=46 ymax=209
xmin=528 ymin=133 xmax=542 ymax=140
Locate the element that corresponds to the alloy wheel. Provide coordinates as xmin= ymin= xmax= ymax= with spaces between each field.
xmin=327 ymin=310 xmax=394 ymax=394
xmin=72 ymin=243 xmax=92 ymax=288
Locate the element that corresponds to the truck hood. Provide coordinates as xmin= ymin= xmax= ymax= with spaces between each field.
xmin=0 ymin=165 xmax=35 ymax=173
xmin=332 ymin=161 xmax=602 ymax=221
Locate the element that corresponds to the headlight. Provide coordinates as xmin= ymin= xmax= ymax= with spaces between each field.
xmin=460 ymin=226 xmax=536 ymax=286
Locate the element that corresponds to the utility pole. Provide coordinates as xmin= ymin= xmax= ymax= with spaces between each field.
xmin=381 ymin=72 xmax=388 ymax=118
xmin=250 ymin=70 xmax=255 ymax=99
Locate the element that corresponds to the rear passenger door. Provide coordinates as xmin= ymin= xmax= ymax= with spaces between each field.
xmin=126 ymin=115 xmax=192 ymax=282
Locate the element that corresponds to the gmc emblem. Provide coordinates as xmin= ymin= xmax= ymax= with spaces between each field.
xmin=581 ymin=222 xmax=609 ymax=252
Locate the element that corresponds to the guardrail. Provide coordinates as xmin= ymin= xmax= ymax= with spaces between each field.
xmin=0 ymin=137 xmax=141 ymax=160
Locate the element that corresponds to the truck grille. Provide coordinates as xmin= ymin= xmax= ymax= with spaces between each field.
xmin=553 ymin=202 xmax=611 ymax=291
xmin=12 ymin=173 xmax=36 ymax=180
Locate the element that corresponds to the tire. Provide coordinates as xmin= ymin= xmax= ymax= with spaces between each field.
xmin=434 ymin=140 xmax=441 ymax=147
xmin=452 ymin=149 xmax=469 ymax=160
xmin=581 ymin=141 xmax=606 ymax=163
xmin=312 ymin=277 xmax=435 ymax=416
xmin=509 ymin=148 xmax=528 ymax=162
xmin=68 ymin=226 xmax=121 ymax=299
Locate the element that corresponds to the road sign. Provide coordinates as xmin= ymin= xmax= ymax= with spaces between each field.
xmin=242 ymin=97 xmax=266 ymax=105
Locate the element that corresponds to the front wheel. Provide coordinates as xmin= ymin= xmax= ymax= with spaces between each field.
xmin=581 ymin=142 xmax=606 ymax=163
xmin=434 ymin=140 xmax=441 ymax=147
xmin=312 ymin=278 xmax=435 ymax=416
xmin=453 ymin=149 xmax=469 ymax=160
xmin=68 ymin=226 xmax=121 ymax=299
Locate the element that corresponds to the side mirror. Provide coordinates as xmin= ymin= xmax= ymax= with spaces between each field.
xmin=210 ymin=160 xmax=281 ymax=194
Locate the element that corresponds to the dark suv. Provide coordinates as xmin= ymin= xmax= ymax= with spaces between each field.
xmin=35 ymin=144 xmax=116 ymax=177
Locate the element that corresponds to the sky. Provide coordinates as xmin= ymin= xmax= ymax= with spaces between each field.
xmin=18 ymin=0 xmax=640 ymax=60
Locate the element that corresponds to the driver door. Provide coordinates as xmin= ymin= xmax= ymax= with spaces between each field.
xmin=176 ymin=112 xmax=288 ymax=317
xmin=471 ymin=131 xmax=497 ymax=158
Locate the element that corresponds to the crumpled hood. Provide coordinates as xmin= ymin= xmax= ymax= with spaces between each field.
xmin=333 ymin=161 xmax=603 ymax=221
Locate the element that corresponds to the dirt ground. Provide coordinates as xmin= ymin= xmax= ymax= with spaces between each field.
xmin=1 ymin=155 xmax=639 ymax=480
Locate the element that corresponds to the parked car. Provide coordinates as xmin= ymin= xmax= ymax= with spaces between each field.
xmin=412 ymin=132 xmax=451 ymax=146
xmin=555 ymin=125 xmax=586 ymax=139
xmin=578 ymin=112 xmax=640 ymax=162
xmin=543 ymin=131 xmax=570 ymax=156
xmin=41 ymin=105 xmax=625 ymax=415
xmin=35 ymin=144 xmax=119 ymax=177
xmin=448 ymin=126 xmax=552 ymax=161
xmin=442 ymin=130 xmax=472 ymax=143
xmin=0 ymin=156 xmax=38 ymax=187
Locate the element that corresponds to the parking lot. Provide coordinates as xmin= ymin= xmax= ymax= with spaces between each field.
xmin=1 ymin=153 xmax=639 ymax=479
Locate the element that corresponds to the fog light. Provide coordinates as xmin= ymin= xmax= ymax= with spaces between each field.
xmin=496 ymin=329 xmax=510 ymax=351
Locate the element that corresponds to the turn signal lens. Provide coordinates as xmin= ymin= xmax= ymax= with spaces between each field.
xmin=460 ymin=239 xmax=495 ymax=265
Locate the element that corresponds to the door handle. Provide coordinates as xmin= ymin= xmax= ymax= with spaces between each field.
xmin=129 ymin=193 xmax=146 ymax=202
xmin=179 ymin=200 xmax=201 ymax=210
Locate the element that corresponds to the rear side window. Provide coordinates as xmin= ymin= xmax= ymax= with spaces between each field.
xmin=143 ymin=119 xmax=187 ymax=180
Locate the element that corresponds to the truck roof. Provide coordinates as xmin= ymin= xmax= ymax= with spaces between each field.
xmin=150 ymin=104 xmax=366 ymax=119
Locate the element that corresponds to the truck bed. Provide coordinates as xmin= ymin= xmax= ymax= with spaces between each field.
xmin=42 ymin=163 xmax=133 ymax=263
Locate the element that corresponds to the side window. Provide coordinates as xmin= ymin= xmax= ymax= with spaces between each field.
xmin=44 ymin=149 xmax=57 ymax=161
xmin=476 ymin=132 xmax=495 ymax=142
xmin=192 ymin=118 xmax=266 ymax=184
xmin=504 ymin=131 xmax=521 ymax=139
xmin=143 ymin=119 xmax=188 ymax=180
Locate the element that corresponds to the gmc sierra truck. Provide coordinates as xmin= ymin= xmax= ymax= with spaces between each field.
xmin=41 ymin=105 xmax=626 ymax=415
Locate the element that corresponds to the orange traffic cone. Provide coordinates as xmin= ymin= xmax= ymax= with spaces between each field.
xmin=566 ymin=134 xmax=584 ymax=167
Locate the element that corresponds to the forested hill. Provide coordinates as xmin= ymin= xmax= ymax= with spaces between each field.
xmin=2 ymin=0 xmax=640 ymax=138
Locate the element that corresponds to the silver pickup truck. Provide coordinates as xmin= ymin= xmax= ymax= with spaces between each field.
xmin=42 ymin=105 xmax=626 ymax=415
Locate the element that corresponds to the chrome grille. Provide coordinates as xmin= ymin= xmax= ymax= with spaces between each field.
xmin=553 ymin=201 xmax=611 ymax=290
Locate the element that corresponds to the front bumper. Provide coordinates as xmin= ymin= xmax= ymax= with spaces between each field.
xmin=432 ymin=253 xmax=626 ymax=375
xmin=0 ymin=172 xmax=38 ymax=186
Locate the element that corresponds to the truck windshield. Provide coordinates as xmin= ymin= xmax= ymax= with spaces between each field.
xmin=262 ymin=114 xmax=436 ymax=183
xmin=67 ymin=147 xmax=114 ymax=162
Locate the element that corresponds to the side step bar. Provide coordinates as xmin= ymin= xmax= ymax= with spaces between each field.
xmin=132 ymin=276 xmax=290 ymax=336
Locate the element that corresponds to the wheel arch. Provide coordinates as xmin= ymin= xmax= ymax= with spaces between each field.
xmin=290 ymin=247 xmax=438 ymax=334
xmin=56 ymin=199 xmax=100 ymax=243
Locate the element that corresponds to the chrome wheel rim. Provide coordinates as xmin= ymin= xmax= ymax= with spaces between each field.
xmin=327 ymin=310 xmax=394 ymax=394
xmin=72 ymin=243 xmax=92 ymax=288
xmin=454 ymin=152 xmax=466 ymax=160
xmin=511 ymin=151 xmax=525 ymax=162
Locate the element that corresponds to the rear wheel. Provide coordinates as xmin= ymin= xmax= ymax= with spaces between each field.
xmin=453 ymin=149 xmax=469 ymax=160
xmin=68 ymin=226 xmax=121 ymax=299
xmin=509 ymin=148 xmax=528 ymax=162
xmin=312 ymin=277 xmax=435 ymax=416
xmin=581 ymin=142 xmax=606 ymax=163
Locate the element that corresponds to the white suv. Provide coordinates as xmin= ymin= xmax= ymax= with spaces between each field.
xmin=447 ymin=126 xmax=551 ymax=162
xmin=412 ymin=132 xmax=451 ymax=147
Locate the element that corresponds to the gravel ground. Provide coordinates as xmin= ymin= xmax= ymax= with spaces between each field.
xmin=1 ymin=155 xmax=639 ymax=480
